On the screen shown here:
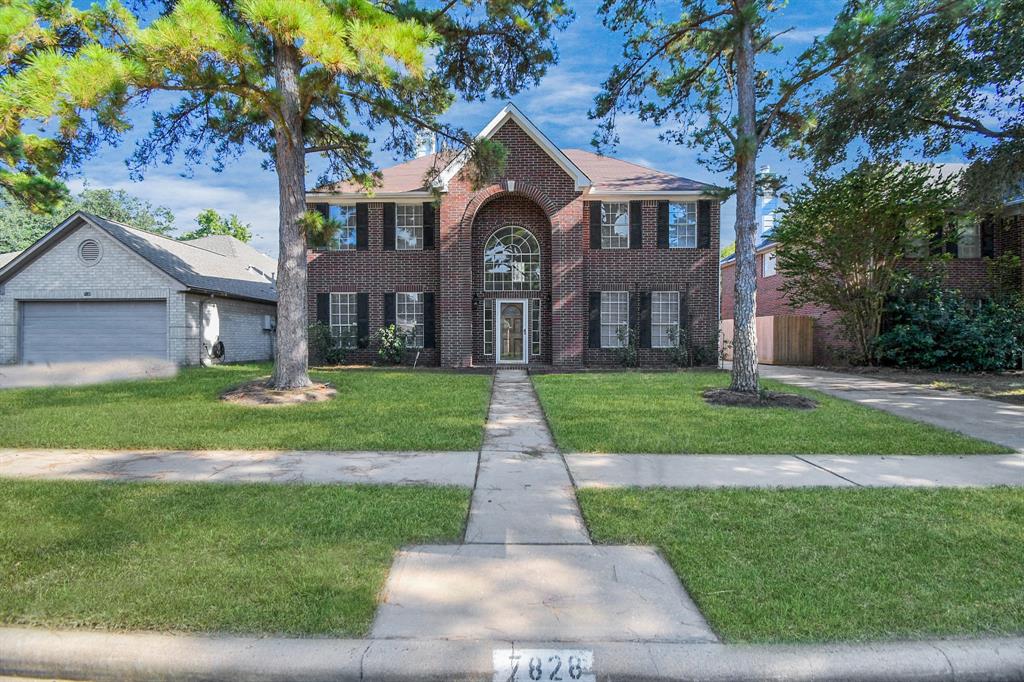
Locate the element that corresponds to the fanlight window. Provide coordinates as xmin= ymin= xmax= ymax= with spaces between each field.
xmin=483 ymin=226 xmax=541 ymax=291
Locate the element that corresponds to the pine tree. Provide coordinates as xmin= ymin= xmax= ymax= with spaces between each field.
xmin=3 ymin=0 xmax=570 ymax=387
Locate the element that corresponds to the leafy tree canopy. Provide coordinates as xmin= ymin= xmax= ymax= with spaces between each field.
xmin=179 ymin=208 xmax=252 ymax=242
xmin=795 ymin=0 xmax=1024 ymax=210
xmin=773 ymin=161 xmax=959 ymax=364
xmin=0 ymin=186 xmax=174 ymax=252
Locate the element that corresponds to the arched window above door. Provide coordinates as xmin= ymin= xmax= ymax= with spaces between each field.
xmin=483 ymin=226 xmax=541 ymax=291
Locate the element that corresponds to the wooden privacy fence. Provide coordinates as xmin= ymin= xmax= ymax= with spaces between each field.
xmin=720 ymin=315 xmax=814 ymax=365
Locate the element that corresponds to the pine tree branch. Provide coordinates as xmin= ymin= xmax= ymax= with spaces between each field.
xmin=913 ymin=112 xmax=1009 ymax=139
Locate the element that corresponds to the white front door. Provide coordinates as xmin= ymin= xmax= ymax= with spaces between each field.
xmin=496 ymin=299 xmax=528 ymax=364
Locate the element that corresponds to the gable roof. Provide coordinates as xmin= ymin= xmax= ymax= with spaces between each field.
xmin=308 ymin=104 xmax=715 ymax=199
xmin=720 ymin=234 xmax=777 ymax=267
xmin=0 ymin=212 xmax=277 ymax=303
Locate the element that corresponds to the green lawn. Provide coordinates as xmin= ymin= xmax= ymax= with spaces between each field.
xmin=532 ymin=371 xmax=1007 ymax=454
xmin=0 ymin=365 xmax=491 ymax=451
xmin=579 ymin=487 xmax=1024 ymax=643
xmin=0 ymin=480 xmax=469 ymax=635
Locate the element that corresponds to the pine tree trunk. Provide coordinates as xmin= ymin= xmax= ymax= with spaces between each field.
xmin=270 ymin=41 xmax=313 ymax=390
xmin=730 ymin=5 xmax=760 ymax=394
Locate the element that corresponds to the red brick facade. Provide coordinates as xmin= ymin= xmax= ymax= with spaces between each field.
xmin=308 ymin=116 xmax=721 ymax=368
xmin=720 ymin=211 xmax=1024 ymax=364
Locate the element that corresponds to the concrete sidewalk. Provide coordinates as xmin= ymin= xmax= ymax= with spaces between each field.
xmin=567 ymin=453 xmax=1024 ymax=488
xmin=0 ymin=449 xmax=479 ymax=487
xmin=756 ymin=364 xmax=1024 ymax=452
xmin=3 ymin=627 xmax=1022 ymax=681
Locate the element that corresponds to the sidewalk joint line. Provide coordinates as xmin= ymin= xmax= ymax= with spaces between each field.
xmin=792 ymin=454 xmax=864 ymax=487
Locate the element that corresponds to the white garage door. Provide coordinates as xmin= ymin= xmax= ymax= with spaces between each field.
xmin=20 ymin=300 xmax=168 ymax=364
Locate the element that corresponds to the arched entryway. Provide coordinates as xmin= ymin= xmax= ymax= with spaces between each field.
xmin=471 ymin=193 xmax=552 ymax=365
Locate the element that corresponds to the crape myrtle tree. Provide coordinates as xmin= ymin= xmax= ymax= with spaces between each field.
xmin=772 ymin=162 xmax=957 ymax=365
xmin=6 ymin=0 xmax=571 ymax=389
xmin=797 ymin=0 xmax=1024 ymax=210
xmin=590 ymin=0 xmax=952 ymax=393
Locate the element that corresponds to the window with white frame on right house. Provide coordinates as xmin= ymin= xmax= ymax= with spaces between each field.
xmin=762 ymin=249 xmax=777 ymax=277
xmin=600 ymin=291 xmax=629 ymax=348
xmin=329 ymin=205 xmax=357 ymax=250
xmin=601 ymin=202 xmax=630 ymax=249
xmin=396 ymin=292 xmax=424 ymax=348
xmin=668 ymin=202 xmax=697 ymax=248
xmin=957 ymin=219 xmax=981 ymax=258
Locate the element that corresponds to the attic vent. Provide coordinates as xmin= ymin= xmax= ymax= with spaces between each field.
xmin=78 ymin=239 xmax=102 ymax=266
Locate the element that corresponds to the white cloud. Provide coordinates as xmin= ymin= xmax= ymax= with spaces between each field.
xmin=69 ymin=174 xmax=281 ymax=257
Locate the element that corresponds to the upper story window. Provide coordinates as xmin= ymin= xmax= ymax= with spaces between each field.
xmin=329 ymin=205 xmax=357 ymax=250
xmin=957 ymin=219 xmax=980 ymax=259
xmin=396 ymin=204 xmax=424 ymax=250
xmin=484 ymin=226 xmax=541 ymax=291
xmin=762 ymin=250 xmax=777 ymax=277
xmin=601 ymin=202 xmax=630 ymax=249
xmin=668 ymin=202 xmax=697 ymax=248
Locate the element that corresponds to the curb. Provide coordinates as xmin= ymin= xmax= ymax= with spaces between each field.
xmin=2 ymin=628 xmax=1023 ymax=681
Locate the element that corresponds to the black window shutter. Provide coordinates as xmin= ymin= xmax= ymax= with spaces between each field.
xmin=356 ymin=293 xmax=369 ymax=348
xmin=945 ymin=220 xmax=959 ymax=256
xmin=639 ymin=291 xmax=651 ymax=348
xmin=422 ymin=292 xmax=436 ymax=348
xmin=679 ymin=290 xmax=689 ymax=337
xmin=588 ymin=292 xmax=601 ymax=349
xmin=384 ymin=292 xmax=396 ymax=328
xmin=316 ymin=293 xmax=330 ymax=325
xmin=657 ymin=201 xmax=669 ymax=248
xmin=355 ymin=204 xmax=368 ymax=250
xmin=383 ymin=203 xmax=396 ymax=250
xmin=588 ymin=201 xmax=602 ymax=249
xmin=981 ymin=217 xmax=995 ymax=258
xmin=697 ymin=200 xmax=712 ymax=249
xmin=422 ymin=202 xmax=436 ymax=250
xmin=629 ymin=200 xmax=643 ymax=249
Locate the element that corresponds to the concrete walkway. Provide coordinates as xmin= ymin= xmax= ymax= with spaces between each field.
xmin=371 ymin=369 xmax=718 ymax=643
xmin=757 ymin=364 xmax=1024 ymax=452
xmin=0 ymin=449 xmax=479 ymax=487
xmin=568 ymin=453 xmax=1024 ymax=489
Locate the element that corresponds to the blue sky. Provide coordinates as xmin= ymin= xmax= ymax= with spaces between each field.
xmin=68 ymin=0 xmax=961 ymax=256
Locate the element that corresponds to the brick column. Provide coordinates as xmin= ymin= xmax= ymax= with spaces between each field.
xmin=550 ymin=200 xmax=585 ymax=366
xmin=439 ymin=189 xmax=474 ymax=367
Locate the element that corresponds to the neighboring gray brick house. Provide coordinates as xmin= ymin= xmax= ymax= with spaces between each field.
xmin=0 ymin=211 xmax=277 ymax=365
xmin=306 ymin=104 xmax=722 ymax=368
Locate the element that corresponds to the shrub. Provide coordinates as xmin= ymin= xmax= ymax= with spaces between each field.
xmin=374 ymin=324 xmax=408 ymax=365
xmin=614 ymin=326 xmax=639 ymax=368
xmin=665 ymin=326 xmax=690 ymax=367
xmin=874 ymin=275 xmax=1024 ymax=372
xmin=307 ymin=322 xmax=350 ymax=365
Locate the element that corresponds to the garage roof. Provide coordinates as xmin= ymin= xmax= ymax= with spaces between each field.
xmin=0 ymin=212 xmax=277 ymax=304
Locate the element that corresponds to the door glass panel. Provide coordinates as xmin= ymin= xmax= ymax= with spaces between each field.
xmin=500 ymin=303 xmax=524 ymax=362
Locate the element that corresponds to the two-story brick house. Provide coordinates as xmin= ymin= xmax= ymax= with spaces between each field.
xmin=306 ymin=104 xmax=721 ymax=368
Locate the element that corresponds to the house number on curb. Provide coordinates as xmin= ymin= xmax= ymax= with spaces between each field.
xmin=493 ymin=649 xmax=595 ymax=682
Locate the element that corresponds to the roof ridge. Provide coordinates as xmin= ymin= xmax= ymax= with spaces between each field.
xmin=86 ymin=212 xmax=240 ymax=260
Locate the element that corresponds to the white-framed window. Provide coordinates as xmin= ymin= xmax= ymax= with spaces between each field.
xmin=329 ymin=292 xmax=357 ymax=346
xmin=396 ymin=204 xmax=424 ymax=250
xmin=531 ymin=301 xmax=541 ymax=356
xmin=668 ymin=202 xmax=697 ymax=248
xmin=957 ymin=219 xmax=981 ymax=259
xmin=484 ymin=226 xmax=541 ymax=291
xmin=483 ymin=303 xmax=494 ymax=356
xmin=601 ymin=202 xmax=630 ymax=249
xmin=396 ymin=292 xmax=424 ymax=348
xmin=651 ymin=292 xmax=680 ymax=348
xmin=600 ymin=291 xmax=629 ymax=348
xmin=906 ymin=219 xmax=929 ymax=259
xmin=762 ymin=250 xmax=777 ymax=277
xmin=329 ymin=205 xmax=357 ymax=250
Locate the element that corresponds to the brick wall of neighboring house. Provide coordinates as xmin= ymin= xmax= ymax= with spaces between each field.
xmin=721 ymin=211 xmax=1024 ymax=365
xmin=309 ymin=118 xmax=721 ymax=368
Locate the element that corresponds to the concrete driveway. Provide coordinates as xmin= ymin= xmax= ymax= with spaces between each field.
xmin=0 ymin=359 xmax=177 ymax=389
